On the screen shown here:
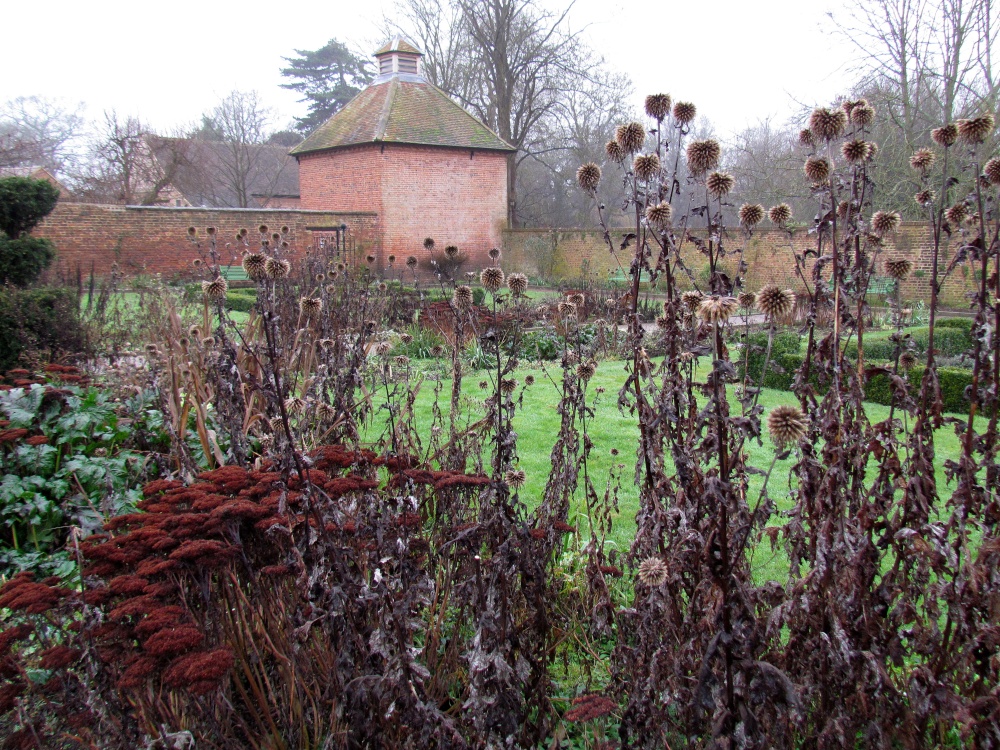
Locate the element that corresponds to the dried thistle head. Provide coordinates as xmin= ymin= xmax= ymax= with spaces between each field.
xmin=524 ymin=374 xmax=535 ymax=386
xmin=633 ymin=153 xmax=660 ymax=181
xmin=931 ymin=124 xmax=958 ymax=147
xmin=616 ymin=122 xmax=646 ymax=153
xmin=201 ymin=336 xmax=216 ymax=348
xmin=672 ymin=101 xmax=697 ymax=124
xmin=504 ymin=469 xmax=526 ymax=489
xmin=507 ymin=272 xmax=528 ymax=296
xmin=188 ymin=325 xmax=201 ymax=337
xmin=706 ymin=171 xmax=735 ymax=197
xmin=373 ymin=340 xmax=393 ymax=357
xmin=558 ymin=300 xmax=577 ymax=317
xmin=737 ymin=291 xmax=756 ymax=308
xmin=738 ymin=203 xmax=765 ymax=228
xmin=480 ymin=267 xmax=504 ymax=293
xmin=201 ymin=277 xmax=228 ymax=302
xmin=242 ymin=253 xmax=268 ymax=281
xmin=187 ymin=226 xmax=197 ymax=237
xmin=799 ymin=128 xmax=815 ymax=147
xmin=809 ymin=107 xmax=847 ymax=140
xmin=957 ymin=114 xmax=995 ymax=144
xmin=406 ymin=255 xmax=418 ymax=268
xmin=910 ymin=148 xmax=936 ymax=172
xmin=655 ymin=313 xmax=670 ymax=329
xmin=576 ymin=361 xmax=596 ymax=380
xmin=681 ymin=290 xmax=704 ymax=311
xmin=884 ymin=258 xmax=912 ymax=280
xmin=386 ymin=255 xmax=395 ymax=266
xmin=258 ymin=224 xmax=268 ymax=235
xmin=444 ymin=245 xmax=459 ymax=259
xmin=646 ymin=201 xmax=673 ymax=228
xmin=488 ymin=247 xmax=501 ymax=261
xmin=841 ymin=139 xmax=872 ymax=163
xmin=393 ymin=355 xmax=410 ymax=368
xmin=299 ymin=297 xmax=323 ymax=317
xmin=804 ymin=156 xmax=831 ymax=183
xmin=430 ymin=344 xmax=445 ymax=358
xmin=697 ymin=295 xmax=738 ymax=324
xmin=500 ymin=378 xmax=518 ymax=395
xmin=837 ymin=200 xmax=851 ymax=220
xmin=851 ymin=104 xmax=875 ymax=127
xmin=365 ymin=254 xmax=376 ymax=264
xmin=945 ymin=203 xmax=968 ymax=224
xmin=605 ymin=139 xmax=626 ymax=162
xmin=637 ymin=556 xmax=668 ymax=587
xmin=577 ymin=163 xmax=601 ymax=191
xmin=871 ymin=210 xmax=901 ymax=236
xmin=914 ymin=189 xmax=936 ymax=206
xmin=265 ymin=257 xmax=290 ymax=280
xmin=686 ymin=139 xmax=721 ymax=174
xmin=756 ymin=285 xmax=794 ymax=318
xmin=768 ymin=203 xmax=792 ymax=226
xmin=284 ymin=397 xmax=306 ymax=415
xmin=568 ymin=292 xmax=585 ymax=307
xmin=984 ymin=157 xmax=1000 ymax=186
xmin=645 ymin=93 xmax=672 ymax=121
xmin=768 ymin=404 xmax=808 ymax=447
xmin=453 ymin=285 xmax=473 ymax=309
xmin=899 ymin=351 xmax=917 ymax=370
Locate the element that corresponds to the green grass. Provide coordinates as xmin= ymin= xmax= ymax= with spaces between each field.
xmin=367 ymin=358 xmax=978 ymax=585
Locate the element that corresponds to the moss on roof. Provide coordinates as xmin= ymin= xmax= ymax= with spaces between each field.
xmin=290 ymin=78 xmax=514 ymax=156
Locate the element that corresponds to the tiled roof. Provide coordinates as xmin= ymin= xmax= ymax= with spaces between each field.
xmin=290 ymin=77 xmax=514 ymax=156
xmin=375 ymin=37 xmax=422 ymax=56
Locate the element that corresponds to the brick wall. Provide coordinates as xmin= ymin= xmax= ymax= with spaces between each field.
xmin=34 ymin=203 xmax=379 ymax=280
xmin=298 ymin=143 xmax=508 ymax=273
xmin=503 ymin=223 xmax=979 ymax=308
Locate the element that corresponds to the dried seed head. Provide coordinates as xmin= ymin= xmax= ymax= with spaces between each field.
xmin=394 ymin=355 xmax=410 ymax=368
xmin=480 ymin=267 xmax=505 ymax=293
xmin=558 ymin=300 xmax=577 ymax=317
xmin=453 ymin=285 xmax=473 ymax=309
xmin=756 ymin=285 xmax=794 ymax=318
xmin=423 ymin=237 xmax=435 ymax=251
xmin=899 ymin=351 xmax=917 ymax=370
xmin=646 ymin=201 xmax=673 ymax=228
xmin=851 ymin=104 xmax=875 ymax=127
xmin=768 ymin=404 xmax=808 ymax=446
xmin=505 ymin=469 xmax=526 ymax=489
xmin=672 ymin=101 xmax=697 ymax=124
xmin=405 ymin=255 xmax=418 ymax=270
xmin=809 ymin=106 xmax=847 ymax=140
xmin=737 ymin=291 xmax=756 ymax=308
xmin=507 ymin=272 xmax=528 ymax=296
xmin=841 ymin=139 xmax=872 ymax=163
xmin=378 ymin=282 xmax=388 ymax=293
xmin=444 ymin=245 xmax=459 ymax=259
xmin=837 ymin=200 xmax=851 ymax=220
xmin=524 ymin=375 xmax=535 ymax=385
xmin=681 ymin=290 xmax=704 ymax=311
xmin=984 ymin=157 xmax=1000 ymax=186
xmin=386 ymin=255 xmax=395 ymax=265
xmin=645 ymin=93 xmax=672 ymax=120
xmin=884 ymin=258 xmax=913 ymax=280
xmin=655 ymin=313 xmax=671 ymax=329
xmin=686 ymin=139 xmax=721 ymax=174
xmin=373 ymin=340 xmax=392 ymax=357
xmin=315 ymin=272 xmax=326 ymax=281
xmin=957 ymin=114 xmax=994 ymax=144
xmin=804 ymin=156 xmax=831 ymax=183
xmin=706 ymin=171 xmax=735 ymax=197
xmin=871 ymin=210 xmax=901 ymax=236
xmin=430 ymin=345 xmax=444 ymax=357
xmin=242 ymin=253 xmax=268 ymax=281
xmin=945 ymin=203 xmax=967 ymax=224
xmin=145 ymin=343 xmax=160 ymax=355
xmin=738 ymin=203 xmax=765 ymax=228
xmin=576 ymin=162 xmax=602 ymax=191
xmin=188 ymin=326 xmax=201 ymax=337
xmin=576 ymin=361 xmax=596 ymax=381
xmin=399 ymin=333 xmax=413 ymax=344
xmin=633 ymin=153 xmax=660 ymax=181
xmin=201 ymin=336 xmax=216 ymax=347
xmin=768 ymin=203 xmax=793 ymax=226
xmin=500 ymin=378 xmax=518 ymax=395
xmin=365 ymin=254 xmax=376 ymax=264
xmin=258 ymin=224 xmax=268 ymax=234
xmin=488 ymin=247 xmax=501 ymax=261
xmin=187 ymin=226 xmax=197 ymax=236
xmin=914 ymin=189 xmax=936 ymax=206
xmin=284 ymin=397 xmax=306 ymax=415
xmin=265 ymin=257 xmax=290 ymax=280
xmin=299 ymin=297 xmax=323 ymax=317
xmin=616 ymin=122 xmax=646 ymax=152
xmin=605 ymin=139 xmax=626 ymax=162
xmin=568 ymin=292 xmax=585 ymax=307
xmin=637 ymin=556 xmax=668 ymax=587
xmin=932 ymin=124 xmax=958 ymax=147
xmin=201 ymin=277 xmax=228 ymax=302
xmin=799 ymin=128 xmax=815 ymax=147
xmin=336 ymin=262 xmax=346 ymax=272
xmin=910 ymin=148 xmax=936 ymax=172
xmin=697 ymin=296 xmax=739 ymax=324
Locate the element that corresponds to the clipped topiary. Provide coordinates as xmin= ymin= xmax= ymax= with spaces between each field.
xmin=0 ymin=176 xmax=60 ymax=287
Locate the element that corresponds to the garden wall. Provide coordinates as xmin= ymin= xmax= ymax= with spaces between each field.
xmin=34 ymin=203 xmax=380 ymax=281
xmin=503 ymin=223 xmax=979 ymax=308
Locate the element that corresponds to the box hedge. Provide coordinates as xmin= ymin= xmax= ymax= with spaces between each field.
xmin=0 ymin=287 xmax=86 ymax=371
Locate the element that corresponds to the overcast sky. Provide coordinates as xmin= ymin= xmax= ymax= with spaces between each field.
xmin=1 ymin=0 xmax=859 ymax=141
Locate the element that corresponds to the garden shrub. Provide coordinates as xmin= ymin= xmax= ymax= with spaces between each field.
xmin=390 ymin=325 xmax=447 ymax=358
xmin=0 ymin=287 xmax=86 ymax=371
xmin=740 ymin=331 xmax=801 ymax=387
xmin=0 ymin=176 xmax=59 ymax=287
xmin=863 ymin=364 xmax=972 ymax=413
xmin=225 ymin=289 xmax=258 ymax=313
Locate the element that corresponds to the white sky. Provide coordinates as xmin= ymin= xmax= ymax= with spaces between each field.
xmin=1 ymin=0 xmax=859 ymax=141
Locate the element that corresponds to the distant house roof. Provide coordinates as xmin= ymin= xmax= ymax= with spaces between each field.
xmin=148 ymin=137 xmax=300 ymax=207
xmin=290 ymin=41 xmax=514 ymax=157
xmin=0 ymin=166 xmax=68 ymax=195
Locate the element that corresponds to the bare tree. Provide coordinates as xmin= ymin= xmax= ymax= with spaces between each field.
xmin=725 ymin=119 xmax=812 ymax=222
xmin=198 ymin=90 xmax=275 ymax=208
xmin=0 ymin=96 xmax=84 ymax=175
